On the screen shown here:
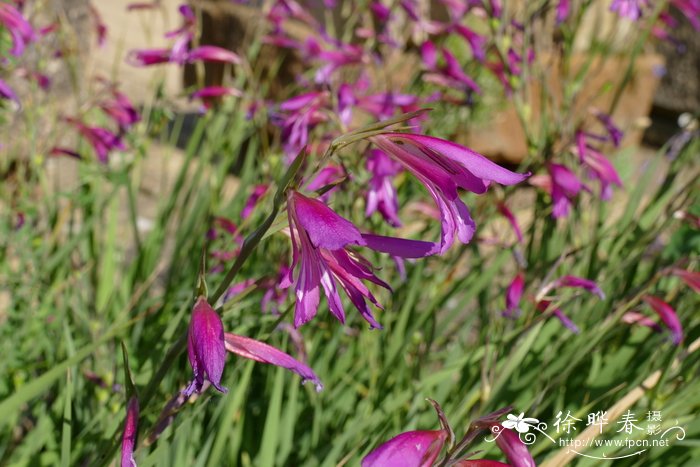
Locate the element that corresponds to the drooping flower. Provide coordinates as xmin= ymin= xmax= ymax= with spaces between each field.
xmin=576 ymin=131 xmax=623 ymax=200
xmin=99 ymin=88 xmax=141 ymax=132
xmin=190 ymin=86 xmax=242 ymax=111
xmin=120 ymin=397 xmax=139 ymax=467
xmin=184 ymin=296 xmax=228 ymax=396
xmin=65 ymin=117 xmax=126 ymax=163
xmin=551 ymin=275 xmax=605 ymax=299
xmin=362 ymin=430 xmax=448 ymax=467
xmin=642 ymin=295 xmax=683 ymax=345
xmin=503 ymin=272 xmax=525 ymax=317
xmin=672 ymin=268 xmax=700 ymax=292
xmin=0 ymin=2 xmax=36 ymax=56
xmin=363 ymin=399 xmax=452 ymax=467
xmin=370 ymin=132 xmax=529 ymax=253
xmin=224 ymin=332 xmax=323 ymax=391
xmin=283 ymin=190 xmax=435 ymax=328
xmin=546 ymin=163 xmax=588 ymax=218
xmin=275 ymin=91 xmax=330 ymax=158
xmin=366 ymin=149 xmax=403 ymax=227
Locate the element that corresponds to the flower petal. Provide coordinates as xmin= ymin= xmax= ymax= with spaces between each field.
xmin=361 ymin=233 xmax=438 ymax=258
xmin=362 ymin=430 xmax=447 ymax=467
xmin=224 ymin=333 xmax=323 ymax=392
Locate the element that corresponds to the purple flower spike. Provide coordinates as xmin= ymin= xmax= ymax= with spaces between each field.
xmin=642 ymin=295 xmax=683 ymax=345
xmin=537 ymin=300 xmax=580 ymax=333
xmin=493 ymin=426 xmax=537 ymax=467
xmin=224 ymin=333 xmax=323 ymax=392
xmin=185 ymin=296 xmax=228 ymax=396
xmin=362 ymin=430 xmax=448 ymax=467
xmin=371 ymin=133 xmax=529 ymax=253
xmin=0 ymin=3 xmax=36 ymax=56
xmin=120 ymin=397 xmax=139 ymax=467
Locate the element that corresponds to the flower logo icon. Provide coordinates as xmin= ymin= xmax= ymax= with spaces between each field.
xmin=502 ymin=413 xmax=540 ymax=433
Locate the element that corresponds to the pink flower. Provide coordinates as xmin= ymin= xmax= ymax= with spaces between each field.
xmin=362 ymin=430 xmax=448 ymax=467
xmin=120 ymin=397 xmax=139 ymax=467
xmin=185 ymin=297 xmax=228 ymax=396
xmin=283 ymin=190 xmax=435 ymax=328
xmin=241 ymin=184 xmax=269 ymax=219
xmin=492 ymin=426 xmax=537 ymax=467
xmin=547 ymin=163 xmax=588 ymax=218
xmin=0 ymin=2 xmax=36 ymax=56
xmin=370 ymin=132 xmax=529 ymax=253
xmin=224 ymin=332 xmax=323 ymax=391
xmin=65 ymin=117 xmax=126 ymax=163
xmin=672 ymin=268 xmax=700 ymax=292
xmin=610 ymin=0 xmax=648 ymax=20
xmin=366 ymin=149 xmax=403 ymax=227
xmin=642 ymin=295 xmax=683 ymax=345
xmin=503 ymin=272 xmax=525 ymax=317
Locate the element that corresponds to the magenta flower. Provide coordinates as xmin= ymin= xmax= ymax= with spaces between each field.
xmin=362 ymin=429 xmax=448 ymax=467
xmin=190 ymin=86 xmax=242 ymax=111
xmin=100 ymin=89 xmax=140 ymax=132
xmin=276 ymin=91 xmax=330 ymax=157
xmin=126 ymin=48 xmax=173 ymax=66
xmin=241 ymin=184 xmax=269 ymax=219
xmin=672 ymin=268 xmax=700 ymax=293
xmin=0 ymin=78 xmax=19 ymax=105
xmin=186 ymin=45 xmax=241 ymax=64
xmin=547 ymin=163 xmax=588 ymax=218
xmin=0 ymin=2 xmax=36 ymax=56
xmin=576 ymin=132 xmax=623 ymax=199
xmin=556 ymin=0 xmax=570 ymax=23
xmin=184 ymin=296 xmax=228 ymax=396
xmin=492 ymin=426 xmax=537 ymax=467
xmin=672 ymin=0 xmax=700 ymax=30
xmin=622 ymin=311 xmax=662 ymax=332
xmin=305 ymin=164 xmax=346 ymax=201
xmin=642 ymin=295 xmax=683 ymax=345
xmin=536 ymin=275 xmax=603 ymax=332
xmin=283 ymin=190 xmax=435 ymax=328
xmin=224 ymin=332 xmax=323 ymax=391
xmin=538 ymin=300 xmax=580 ymax=333
xmin=366 ymin=149 xmax=403 ymax=228
xmin=370 ymin=133 xmax=529 ymax=253
xmin=65 ymin=117 xmax=126 ymax=163
xmin=120 ymin=397 xmax=139 ymax=467
xmin=503 ymin=272 xmax=525 ymax=317
xmin=551 ymin=275 xmax=605 ymax=299
xmin=610 ymin=0 xmax=648 ymax=20
xmin=453 ymin=24 xmax=486 ymax=62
